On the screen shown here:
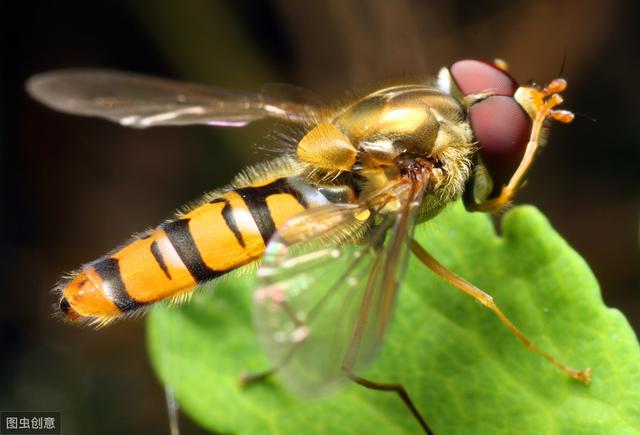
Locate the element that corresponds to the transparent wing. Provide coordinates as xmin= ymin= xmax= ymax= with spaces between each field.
xmin=26 ymin=69 xmax=319 ymax=128
xmin=253 ymin=179 xmax=425 ymax=397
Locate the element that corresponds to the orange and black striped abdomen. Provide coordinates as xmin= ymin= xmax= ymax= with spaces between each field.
xmin=58 ymin=177 xmax=331 ymax=324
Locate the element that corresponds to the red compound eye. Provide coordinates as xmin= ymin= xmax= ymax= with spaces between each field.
xmin=469 ymin=96 xmax=532 ymax=192
xmin=450 ymin=59 xmax=518 ymax=96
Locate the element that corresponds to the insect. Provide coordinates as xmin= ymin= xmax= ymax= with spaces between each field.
xmin=27 ymin=59 xmax=591 ymax=434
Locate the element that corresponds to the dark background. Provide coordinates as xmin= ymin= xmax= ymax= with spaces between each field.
xmin=2 ymin=1 xmax=638 ymax=434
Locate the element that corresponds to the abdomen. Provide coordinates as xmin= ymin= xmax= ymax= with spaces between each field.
xmin=58 ymin=175 xmax=331 ymax=325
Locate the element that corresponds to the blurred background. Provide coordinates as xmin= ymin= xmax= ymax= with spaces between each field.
xmin=2 ymin=0 xmax=638 ymax=434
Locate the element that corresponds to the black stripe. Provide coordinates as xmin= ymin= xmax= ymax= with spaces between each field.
xmin=235 ymin=178 xmax=308 ymax=244
xmin=271 ymin=177 xmax=309 ymax=208
xmin=210 ymin=198 xmax=245 ymax=247
xmin=93 ymin=258 xmax=142 ymax=312
xmin=150 ymin=240 xmax=172 ymax=280
xmin=162 ymin=218 xmax=223 ymax=282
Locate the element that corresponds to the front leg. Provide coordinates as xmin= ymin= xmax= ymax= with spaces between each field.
xmin=465 ymin=79 xmax=574 ymax=213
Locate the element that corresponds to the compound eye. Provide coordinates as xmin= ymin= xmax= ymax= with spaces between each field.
xmin=450 ymin=59 xmax=518 ymax=96
xmin=469 ymin=96 xmax=532 ymax=193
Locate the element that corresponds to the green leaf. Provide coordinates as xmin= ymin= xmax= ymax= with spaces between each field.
xmin=147 ymin=202 xmax=640 ymax=434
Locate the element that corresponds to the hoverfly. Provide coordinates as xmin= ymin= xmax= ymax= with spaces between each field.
xmin=27 ymin=59 xmax=591 ymax=434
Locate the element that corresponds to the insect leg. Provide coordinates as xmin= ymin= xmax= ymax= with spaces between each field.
xmin=410 ymin=239 xmax=592 ymax=384
xmin=347 ymin=373 xmax=434 ymax=435
xmin=466 ymin=79 xmax=574 ymax=212
xmin=340 ymin=253 xmax=433 ymax=434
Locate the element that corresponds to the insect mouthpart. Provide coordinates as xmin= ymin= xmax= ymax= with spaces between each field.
xmin=396 ymin=154 xmax=435 ymax=181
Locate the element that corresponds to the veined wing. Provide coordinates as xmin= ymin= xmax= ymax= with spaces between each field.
xmin=26 ymin=69 xmax=319 ymax=128
xmin=253 ymin=177 xmax=426 ymax=397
